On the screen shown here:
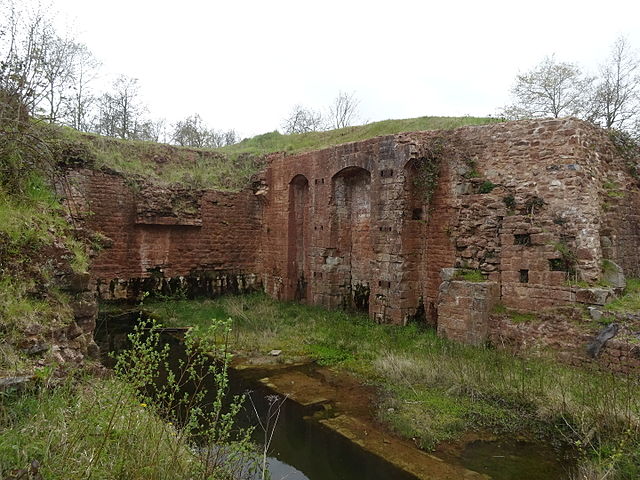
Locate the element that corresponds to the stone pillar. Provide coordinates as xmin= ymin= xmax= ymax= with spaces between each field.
xmin=437 ymin=277 xmax=500 ymax=346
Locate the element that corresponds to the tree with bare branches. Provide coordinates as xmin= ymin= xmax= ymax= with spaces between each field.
xmin=62 ymin=43 xmax=100 ymax=131
xmin=281 ymin=104 xmax=324 ymax=134
xmin=328 ymin=91 xmax=360 ymax=129
xmin=94 ymin=75 xmax=146 ymax=139
xmin=591 ymin=36 xmax=640 ymax=130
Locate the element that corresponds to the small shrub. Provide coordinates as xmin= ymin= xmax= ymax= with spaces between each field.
xmin=478 ymin=180 xmax=496 ymax=194
xmin=503 ymin=195 xmax=516 ymax=210
xmin=454 ymin=269 xmax=485 ymax=282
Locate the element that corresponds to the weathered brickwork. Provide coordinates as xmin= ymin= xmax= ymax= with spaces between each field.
xmin=62 ymin=169 xmax=263 ymax=299
xmin=61 ymin=119 xmax=639 ymax=372
xmin=261 ymin=119 xmax=639 ymax=327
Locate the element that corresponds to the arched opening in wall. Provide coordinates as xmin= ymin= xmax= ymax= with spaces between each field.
xmin=330 ymin=166 xmax=372 ymax=312
xmin=288 ymin=174 xmax=310 ymax=301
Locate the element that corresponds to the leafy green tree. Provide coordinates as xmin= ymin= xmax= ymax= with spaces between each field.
xmin=503 ymin=55 xmax=593 ymax=119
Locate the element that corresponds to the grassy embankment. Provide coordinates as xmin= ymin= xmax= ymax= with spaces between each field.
xmin=1 ymin=377 xmax=204 ymax=479
xmin=54 ymin=116 xmax=501 ymax=191
xmin=1 ymin=119 xmax=257 ymax=478
xmin=0 ymin=171 xmax=89 ymax=375
xmin=147 ymin=291 xmax=640 ymax=479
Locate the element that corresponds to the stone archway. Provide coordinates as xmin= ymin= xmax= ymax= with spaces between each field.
xmin=287 ymin=174 xmax=310 ymax=300
xmin=330 ymin=166 xmax=372 ymax=311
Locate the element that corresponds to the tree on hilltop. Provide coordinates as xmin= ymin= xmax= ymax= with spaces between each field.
xmin=281 ymin=104 xmax=324 ymax=134
xmin=591 ymin=36 xmax=640 ymax=130
xmin=171 ymin=113 xmax=237 ymax=148
xmin=94 ymin=75 xmax=146 ymax=139
xmin=328 ymin=90 xmax=360 ymax=129
xmin=503 ymin=55 xmax=593 ymax=120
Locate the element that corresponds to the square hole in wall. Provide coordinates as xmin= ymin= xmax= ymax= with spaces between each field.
xmin=378 ymin=280 xmax=391 ymax=288
xmin=380 ymin=169 xmax=394 ymax=178
xmin=412 ymin=208 xmax=423 ymax=220
xmin=519 ymin=269 xmax=529 ymax=283
xmin=514 ymin=234 xmax=531 ymax=246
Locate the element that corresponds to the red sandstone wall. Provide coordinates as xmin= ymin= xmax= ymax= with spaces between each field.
xmin=260 ymin=118 xmax=640 ymax=323
xmin=61 ymin=118 xmax=639 ymax=323
xmin=63 ymin=169 xmax=263 ymax=299
xmin=259 ymin=135 xmax=457 ymax=324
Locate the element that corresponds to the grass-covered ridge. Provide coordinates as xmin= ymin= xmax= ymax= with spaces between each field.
xmin=49 ymin=116 xmax=501 ymax=191
xmin=222 ymin=115 xmax=502 ymax=156
xmin=148 ymin=293 xmax=640 ymax=479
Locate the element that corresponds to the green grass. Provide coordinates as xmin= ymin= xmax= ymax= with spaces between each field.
xmin=222 ymin=116 xmax=502 ymax=156
xmin=146 ymin=294 xmax=640 ymax=477
xmin=52 ymin=125 xmax=264 ymax=192
xmin=454 ymin=269 xmax=486 ymax=282
xmin=0 ymin=377 xmax=213 ymax=479
xmin=510 ymin=312 xmax=538 ymax=323
xmin=48 ymin=116 xmax=500 ymax=191
xmin=605 ymin=278 xmax=640 ymax=313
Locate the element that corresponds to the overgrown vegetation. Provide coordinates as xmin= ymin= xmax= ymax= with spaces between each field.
xmin=148 ymin=294 xmax=640 ymax=479
xmin=0 ymin=318 xmax=259 ymax=479
xmin=35 ymin=116 xmax=503 ymax=192
xmin=223 ymin=116 xmax=501 ymax=157
xmin=0 ymin=96 xmax=91 ymax=376
xmin=605 ymin=278 xmax=640 ymax=313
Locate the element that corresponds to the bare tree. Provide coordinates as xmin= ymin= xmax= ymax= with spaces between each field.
xmin=503 ymin=55 xmax=593 ymax=119
xmin=281 ymin=104 xmax=324 ymax=134
xmin=591 ymin=36 xmax=640 ymax=130
xmin=328 ymin=91 xmax=360 ymax=129
xmin=93 ymin=75 xmax=146 ymax=139
xmin=223 ymin=128 xmax=238 ymax=146
xmin=135 ymin=118 xmax=167 ymax=143
xmin=39 ymin=34 xmax=80 ymax=123
xmin=0 ymin=0 xmax=52 ymax=116
xmin=62 ymin=43 xmax=100 ymax=131
xmin=172 ymin=114 xmax=237 ymax=147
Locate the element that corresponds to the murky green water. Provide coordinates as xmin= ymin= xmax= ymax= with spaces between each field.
xmin=96 ymin=309 xmax=574 ymax=480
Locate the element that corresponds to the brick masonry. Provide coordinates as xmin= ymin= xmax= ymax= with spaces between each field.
xmin=62 ymin=118 xmax=640 ymax=370
xmin=62 ymin=169 xmax=264 ymax=299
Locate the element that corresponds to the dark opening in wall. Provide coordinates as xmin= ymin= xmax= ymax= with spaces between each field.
xmin=514 ymin=234 xmax=531 ymax=246
xmin=412 ymin=208 xmax=423 ymax=220
xmin=378 ymin=280 xmax=391 ymax=288
xmin=353 ymin=283 xmax=370 ymax=312
xmin=519 ymin=269 xmax=529 ymax=283
xmin=549 ymin=258 xmax=568 ymax=271
xmin=380 ymin=169 xmax=394 ymax=178
xmin=378 ymin=226 xmax=392 ymax=232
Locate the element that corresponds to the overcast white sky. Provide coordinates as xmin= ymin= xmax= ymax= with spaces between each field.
xmin=50 ymin=0 xmax=640 ymax=139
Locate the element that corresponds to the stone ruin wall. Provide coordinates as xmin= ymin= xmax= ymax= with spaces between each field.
xmin=61 ymin=119 xmax=640 ymax=371
xmin=261 ymin=119 xmax=639 ymax=322
xmin=62 ymin=168 xmax=264 ymax=300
